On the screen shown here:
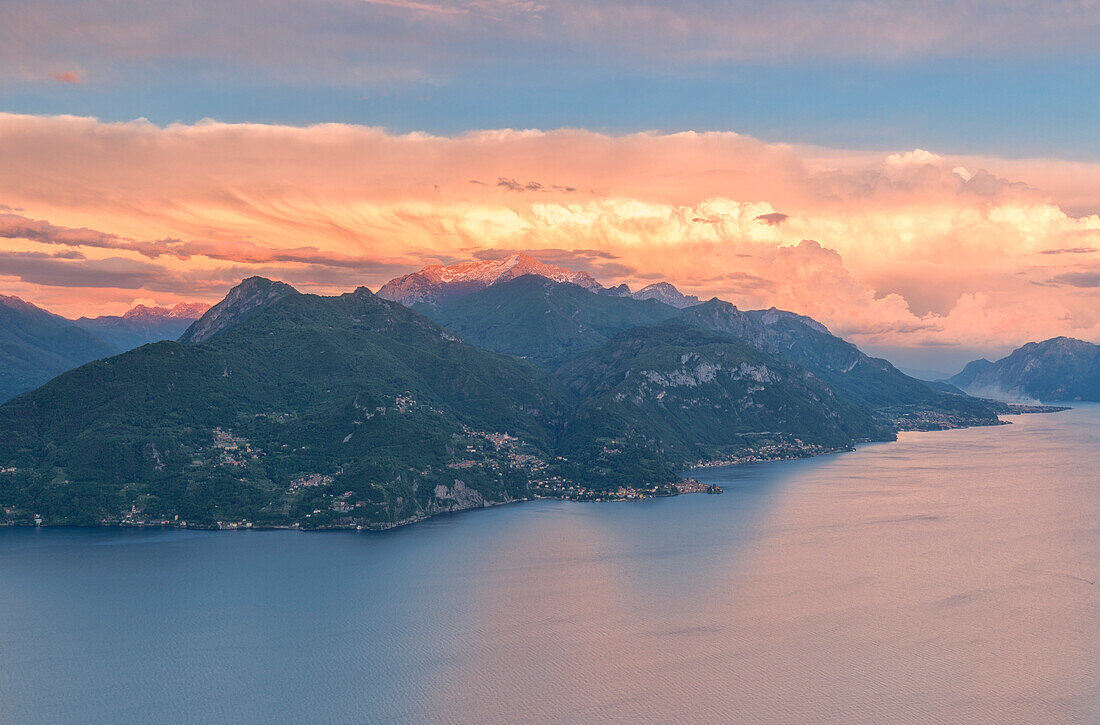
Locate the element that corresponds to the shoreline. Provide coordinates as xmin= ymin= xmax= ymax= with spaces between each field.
xmin=1 ymin=405 xmax=1071 ymax=533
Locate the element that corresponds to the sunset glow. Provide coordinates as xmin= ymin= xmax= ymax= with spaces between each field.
xmin=1 ymin=114 xmax=1098 ymax=364
xmin=3 ymin=3 xmax=1100 ymax=719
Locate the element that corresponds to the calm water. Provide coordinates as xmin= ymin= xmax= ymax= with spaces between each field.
xmin=1 ymin=405 xmax=1098 ymax=723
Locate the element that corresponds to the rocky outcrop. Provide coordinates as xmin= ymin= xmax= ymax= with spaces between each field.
xmin=631 ymin=282 xmax=701 ymax=309
xmin=179 ymin=277 xmax=297 ymax=344
xmin=429 ymin=479 xmax=487 ymax=512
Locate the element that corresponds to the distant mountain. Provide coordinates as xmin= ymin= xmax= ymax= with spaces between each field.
xmin=948 ymin=337 xmax=1100 ymax=402
xmin=75 ymin=302 xmax=209 ymax=349
xmin=677 ymin=299 xmax=1000 ymax=428
xmin=131 ymin=302 xmax=210 ymax=319
xmin=556 ymin=322 xmax=895 ymax=472
xmin=630 ymin=282 xmax=701 ymax=308
xmin=377 ymin=253 xmax=600 ymax=306
xmin=422 ymin=276 xmax=1002 ymax=428
xmin=0 ymin=280 xmax=570 ymax=529
xmin=0 ymin=294 xmax=119 ymax=403
xmin=421 ymin=275 xmax=681 ymax=369
xmin=948 ymin=358 xmax=994 ymax=390
xmin=378 ymin=253 xmax=703 ymax=312
xmin=681 ymin=301 xmax=917 ymax=406
xmin=599 ymin=281 xmax=701 ymax=308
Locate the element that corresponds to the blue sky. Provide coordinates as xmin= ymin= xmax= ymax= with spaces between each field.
xmin=3 ymin=0 xmax=1099 ymax=158
xmin=2 ymin=0 xmax=1100 ymax=363
xmin=5 ymin=60 xmax=1100 ymax=160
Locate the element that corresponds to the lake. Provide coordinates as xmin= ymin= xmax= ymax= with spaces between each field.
xmin=1 ymin=404 xmax=1098 ymax=723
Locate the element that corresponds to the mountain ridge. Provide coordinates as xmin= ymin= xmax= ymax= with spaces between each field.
xmin=0 ymin=256 xmax=1041 ymax=531
xmin=76 ymin=301 xmax=210 ymax=350
xmin=948 ymin=337 xmax=1100 ymax=401
xmin=0 ymin=294 xmax=120 ymax=403
xmin=0 ymin=281 xmax=573 ymax=529
xmin=377 ymin=253 xmax=701 ymax=309
xmin=418 ymin=274 xmax=682 ymax=369
xmin=179 ymin=277 xmax=298 ymax=344
xmin=377 ymin=253 xmax=600 ymax=306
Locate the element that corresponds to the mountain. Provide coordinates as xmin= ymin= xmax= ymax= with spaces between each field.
xmin=421 ymin=274 xmax=682 ymax=369
xmin=416 ymin=274 xmax=1001 ymax=429
xmin=75 ymin=302 xmax=210 ymax=349
xmin=0 ymin=280 xmax=571 ymax=529
xmin=556 ymin=322 xmax=895 ymax=473
xmin=630 ymin=282 xmax=701 ymax=308
xmin=599 ymin=281 xmax=701 ymax=308
xmin=0 ymin=280 xmax=909 ymax=529
xmin=179 ymin=277 xmax=296 ymax=344
xmin=0 ymin=294 xmax=120 ymax=403
xmin=947 ymin=337 xmax=1100 ymax=402
xmin=378 ymin=253 xmax=701 ymax=315
xmin=678 ymin=299 xmax=1001 ymax=429
xmin=0 ymin=263 xmax=1016 ymax=530
xmin=377 ymin=253 xmax=600 ymax=306
xmin=948 ymin=359 xmax=994 ymax=390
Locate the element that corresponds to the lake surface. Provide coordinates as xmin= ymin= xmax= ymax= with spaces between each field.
xmin=2 ymin=405 xmax=1098 ymax=723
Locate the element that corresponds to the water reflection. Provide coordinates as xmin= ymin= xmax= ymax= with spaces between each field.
xmin=1 ymin=406 xmax=1097 ymax=723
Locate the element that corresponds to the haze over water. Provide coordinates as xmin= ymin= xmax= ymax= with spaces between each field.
xmin=1 ymin=406 xmax=1097 ymax=723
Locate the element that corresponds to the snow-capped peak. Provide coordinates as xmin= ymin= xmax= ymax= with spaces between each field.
xmin=122 ymin=302 xmax=211 ymax=321
xmin=377 ymin=253 xmax=600 ymax=306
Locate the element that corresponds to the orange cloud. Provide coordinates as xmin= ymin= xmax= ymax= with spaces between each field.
xmin=49 ymin=70 xmax=82 ymax=84
xmin=0 ymin=112 xmax=1097 ymax=349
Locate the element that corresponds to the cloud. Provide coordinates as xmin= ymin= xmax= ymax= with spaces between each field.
xmin=0 ymin=212 xmax=129 ymax=249
xmin=360 ymin=0 xmax=545 ymax=15
xmin=472 ymin=246 xmax=617 ymax=261
xmin=0 ymin=250 xmax=172 ymax=290
xmin=493 ymin=178 xmax=576 ymax=193
xmin=755 ymin=212 xmax=788 ymax=226
xmin=4 ymin=0 xmax=1100 ymax=91
xmin=468 ymin=246 xmax=626 ymax=277
xmin=0 ymin=210 xmax=413 ymax=272
xmin=1041 ymin=247 xmax=1098 ymax=255
xmin=49 ymin=70 xmax=82 ymax=84
xmin=360 ymin=0 xmax=469 ymax=16
xmin=1 ymin=113 xmax=1099 ymax=349
xmin=498 ymin=178 xmax=543 ymax=192
xmin=1048 ymin=271 xmax=1100 ymax=288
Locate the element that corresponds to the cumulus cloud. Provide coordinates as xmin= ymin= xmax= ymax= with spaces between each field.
xmin=1 ymin=113 xmax=1099 ymax=348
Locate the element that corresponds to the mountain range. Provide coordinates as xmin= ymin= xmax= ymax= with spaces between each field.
xmin=0 ymin=255 xmax=1035 ymax=530
xmin=75 ymin=302 xmax=211 ymax=350
xmin=377 ymin=252 xmax=702 ymax=309
xmin=948 ymin=337 xmax=1100 ymax=402
xmin=377 ymin=253 xmax=600 ymax=306
xmin=0 ymin=294 xmax=119 ymax=404
xmin=0 ymin=298 xmax=208 ymax=402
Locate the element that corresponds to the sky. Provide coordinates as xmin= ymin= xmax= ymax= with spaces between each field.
xmin=2 ymin=0 xmax=1100 ymax=374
